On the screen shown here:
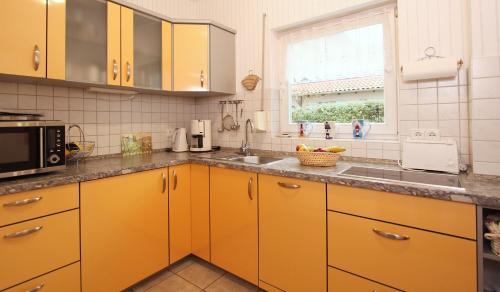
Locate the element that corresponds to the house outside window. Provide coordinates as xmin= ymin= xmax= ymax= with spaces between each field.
xmin=278 ymin=5 xmax=398 ymax=138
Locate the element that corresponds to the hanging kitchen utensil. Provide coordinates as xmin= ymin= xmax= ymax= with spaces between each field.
xmin=218 ymin=101 xmax=225 ymax=132
xmin=232 ymin=101 xmax=241 ymax=130
xmin=222 ymin=102 xmax=235 ymax=131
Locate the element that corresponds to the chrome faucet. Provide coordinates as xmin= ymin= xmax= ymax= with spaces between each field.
xmin=240 ymin=119 xmax=253 ymax=156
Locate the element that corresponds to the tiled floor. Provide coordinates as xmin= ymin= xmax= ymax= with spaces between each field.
xmin=128 ymin=256 xmax=261 ymax=292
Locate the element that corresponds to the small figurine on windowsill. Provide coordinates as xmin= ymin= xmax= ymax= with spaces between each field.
xmin=324 ymin=122 xmax=333 ymax=140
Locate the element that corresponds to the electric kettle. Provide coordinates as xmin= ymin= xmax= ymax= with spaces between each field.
xmin=172 ymin=128 xmax=188 ymax=152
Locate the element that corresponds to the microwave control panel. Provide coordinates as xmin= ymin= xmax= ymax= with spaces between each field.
xmin=46 ymin=126 xmax=65 ymax=166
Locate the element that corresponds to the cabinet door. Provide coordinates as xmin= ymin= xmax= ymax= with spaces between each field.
xmin=47 ymin=0 xmax=66 ymax=80
xmin=121 ymin=6 xmax=134 ymax=87
xmin=0 ymin=210 xmax=80 ymax=291
xmin=65 ymin=0 xmax=107 ymax=84
xmin=328 ymin=211 xmax=477 ymax=292
xmin=191 ymin=164 xmax=210 ymax=261
xmin=162 ymin=21 xmax=173 ymax=91
xmin=328 ymin=267 xmax=398 ymax=292
xmin=259 ymin=175 xmax=326 ymax=292
xmin=4 ymin=262 xmax=80 ymax=292
xmin=169 ymin=165 xmax=192 ymax=264
xmin=210 ymin=167 xmax=258 ymax=285
xmin=107 ymin=1 xmax=121 ymax=85
xmin=0 ymin=0 xmax=46 ymax=77
xmin=134 ymin=11 xmax=162 ymax=89
xmin=173 ymin=24 xmax=209 ymax=91
xmin=81 ymin=169 xmax=169 ymax=292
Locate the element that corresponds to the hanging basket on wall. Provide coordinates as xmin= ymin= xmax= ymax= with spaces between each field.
xmin=241 ymin=70 xmax=261 ymax=90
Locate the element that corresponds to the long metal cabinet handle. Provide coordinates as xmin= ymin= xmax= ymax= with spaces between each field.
xmin=200 ymin=70 xmax=204 ymax=88
xmin=33 ymin=45 xmax=40 ymax=71
xmin=372 ymin=229 xmax=410 ymax=241
xmin=112 ymin=59 xmax=118 ymax=80
xmin=173 ymin=171 xmax=177 ymax=191
xmin=3 ymin=196 xmax=43 ymax=207
xmin=4 ymin=226 xmax=43 ymax=239
xmin=27 ymin=284 xmax=45 ymax=292
xmin=126 ymin=62 xmax=131 ymax=82
xmin=248 ymin=177 xmax=253 ymax=200
xmin=162 ymin=172 xmax=167 ymax=194
xmin=39 ymin=127 xmax=44 ymax=168
xmin=277 ymin=182 xmax=301 ymax=189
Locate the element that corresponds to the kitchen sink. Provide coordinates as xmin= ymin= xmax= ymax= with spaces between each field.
xmin=221 ymin=155 xmax=282 ymax=165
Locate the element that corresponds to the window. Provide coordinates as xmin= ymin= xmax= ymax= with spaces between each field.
xmin=278 ymin=5 xmax=398 ymax=138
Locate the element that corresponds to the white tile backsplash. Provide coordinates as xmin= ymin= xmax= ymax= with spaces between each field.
xmin=0 ymin=81 xmax=195 ymax=155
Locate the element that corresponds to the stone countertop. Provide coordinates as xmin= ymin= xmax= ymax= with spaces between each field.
xmin=0 ymin=150 xmax=499 ymax=208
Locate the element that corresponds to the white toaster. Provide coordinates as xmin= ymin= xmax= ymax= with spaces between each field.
xmin=402 ymin=138 xmax=459 ymax=174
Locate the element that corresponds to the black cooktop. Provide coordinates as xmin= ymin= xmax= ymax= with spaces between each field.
xmin=340 ymin=166 xmax=461 ymax=188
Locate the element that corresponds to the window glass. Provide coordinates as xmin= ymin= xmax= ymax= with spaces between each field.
xmin=287 ymin=23 xmax=385 ymax=124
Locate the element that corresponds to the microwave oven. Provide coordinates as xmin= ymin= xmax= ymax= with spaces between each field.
xmin=0 ymin=120 xmax=66 ymax=178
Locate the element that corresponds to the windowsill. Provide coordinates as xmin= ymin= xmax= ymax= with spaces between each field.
xmin=275 ymin=134 xmax=400 ymax=144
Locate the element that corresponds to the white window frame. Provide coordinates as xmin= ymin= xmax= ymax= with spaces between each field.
xmin=278 ymin=5 xmax=398 ymax=138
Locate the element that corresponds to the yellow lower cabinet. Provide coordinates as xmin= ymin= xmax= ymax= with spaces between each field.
xmin=191 ymin=164 xmax=210 ymax=261
xmin=328 ymin=211 xmax=476 ymax=292
xmin=81 ymin=169 xmax=169 ymax=292
xmin=328 ymin=267 xmax=398 ymax=292
xmin=0 ymin=210 xmax=80 ymax=291
xmin=259 ymin=174 xmax=326 ymax=292
xmin=169 ymin=164 xmax=192 ymax=264
xmin=0 ymin=183 xmax=79 ymax=227
xmin=4 ymin=262 xmax=80 ymax=292
xmin=210 ymin=167 xmax=258 ymax=285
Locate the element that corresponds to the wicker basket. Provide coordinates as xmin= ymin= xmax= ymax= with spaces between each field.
xmin=485 ymin=215 xmax=500 ymax=257
xmin=485 ymin=233 xmax=500 ymax=256
xmin=296 ymin=151 xmax=340 ymax=167
xmin=241 ymin=71 xmax=261 ymax=90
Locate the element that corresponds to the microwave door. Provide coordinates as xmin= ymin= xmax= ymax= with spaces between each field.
xmin=0 ymin=127 xmax=43 ymax=175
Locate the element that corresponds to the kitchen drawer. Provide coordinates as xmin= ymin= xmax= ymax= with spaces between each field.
xmin=328 ymin=211 xmax=476 ymax=292
xmin=4 ymin=262 xmax=80 ymax=292
xmin=0 ymin=210 xmax=80 ymax=290
xmin=328 ymin=267 xmax=398 ymax=292
xmin=0 ymin=184 xmax=79 ymax=227
xmin=327 ymin=184 xmax=476 ymax=239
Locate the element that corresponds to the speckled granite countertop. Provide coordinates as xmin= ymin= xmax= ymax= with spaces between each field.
xmin=1 ymin=150 xmax=499 ymax=208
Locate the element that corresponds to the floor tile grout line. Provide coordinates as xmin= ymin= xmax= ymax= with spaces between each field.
xmin=202 ymin=271 xmax=227 ymax=290
xmin=173 ymin=267 xmax=226 ymax=290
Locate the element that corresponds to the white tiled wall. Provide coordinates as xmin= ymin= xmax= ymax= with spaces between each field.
xmin=0 ymin=82 xmax=195 ymax=156
xmin=470 ymin=56 xmax=500 ymax=175
xmin=399 ymin=69 xmax=470 ymax=165
xmin=192 ymin=0 xmax=471 ymax=162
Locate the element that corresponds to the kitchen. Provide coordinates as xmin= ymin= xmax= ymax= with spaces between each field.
xmin=0 ymin=0 xmax=500 ymax=291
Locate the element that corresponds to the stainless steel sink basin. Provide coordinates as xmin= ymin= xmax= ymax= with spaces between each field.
xmin=221 ymin=155 xmax=282 ymax=165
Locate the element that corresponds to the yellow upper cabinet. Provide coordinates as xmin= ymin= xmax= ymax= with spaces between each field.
xmin=259 ymin=175 xmax=326 ymax=292
xmin=107 ymin=1 xmax=121 ymax=85
xmin=169 ymin=164 xmax=192 ymax=264
xmin=190 ymin=164 xmax=210 ymax=261
xmin=173 ymin=24 xmax=209 ymax=91
xmin=121 ymin=6 xmax=134 ymax=87
xmin=0 ymin=0 xmax=47 ymax=77
xmin=173 ymin=24 xmax=236 ymax=94
xmin=81 ymin=169 xmax=169 ymax=292
xmin=47 ymin=0 xmax=66 ymax=80
xmin=162 ymin=21 xmax=173 ymax=91
xmin=51 ymin=0 xmax=107 ymax=84
xmin=210 ymin=167 xmax=258 ymax=285
xmin=133 ymin=11 xmax=162 ymax=90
